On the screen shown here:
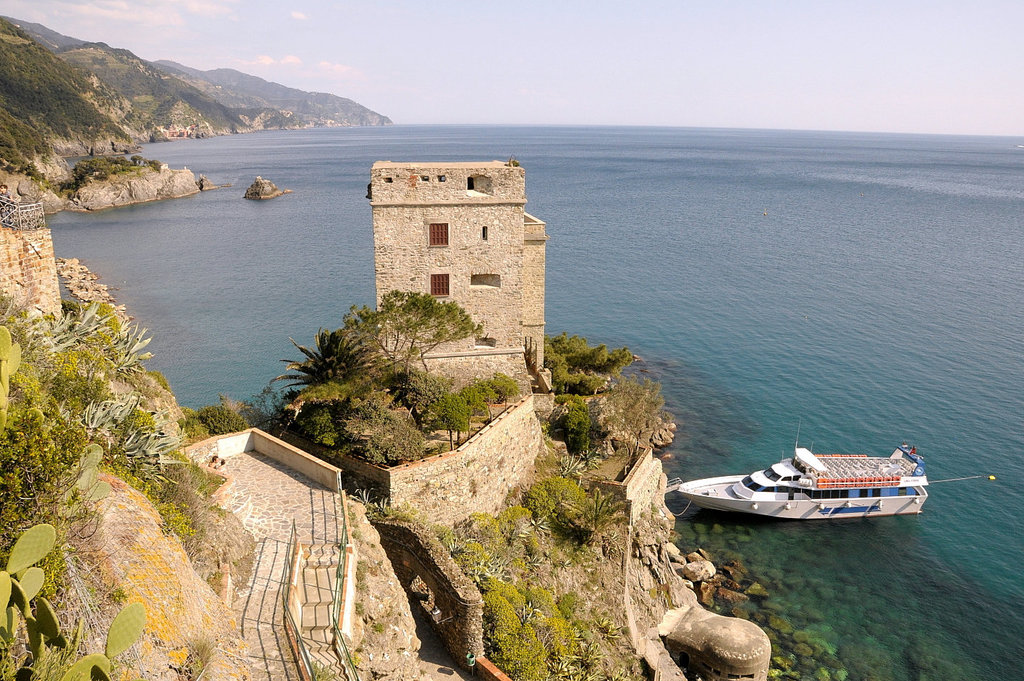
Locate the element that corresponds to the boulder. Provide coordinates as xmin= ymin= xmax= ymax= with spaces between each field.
xmin=243 ymin=176 xmax=289 ymax=200
xmin=716 ymin=587 xmax=749 ymax=604
xmin=683 ymin=559 xmax=716 ymax=583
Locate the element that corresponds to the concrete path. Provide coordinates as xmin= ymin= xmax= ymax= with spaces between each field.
xmin=218 ymin=451 xmax=342 ymax=680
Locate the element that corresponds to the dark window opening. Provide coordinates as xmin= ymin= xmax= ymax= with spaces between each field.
xmin=420 ymin=175 xmax=430 ymax=182
xmin=467 ymin=174 xmax=492 ymax=194
xmin=482 ymin=225 xmax=488 ymax=240
xmin=430 ymin=274 xmax=450 ymax=297
xmin=429 ymin=222 xmax=449 ymax=246
xmin=384 ymin=177 xmax=393 ymax=183
xmin=470 ymin=273 xmax=500 ymax=288
xmin=438 ymin=175 xmax=446 ymax=182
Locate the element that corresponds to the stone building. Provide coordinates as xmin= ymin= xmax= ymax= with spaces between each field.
xmin=369 ymin=161 xmax=548 ymax=389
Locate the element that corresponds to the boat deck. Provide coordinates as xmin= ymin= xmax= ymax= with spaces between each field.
xmin=816 ymin=455 xmax=914 ymax=480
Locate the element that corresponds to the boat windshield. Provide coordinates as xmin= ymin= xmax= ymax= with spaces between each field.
xmin=764 ymin=468 xmax=781 ymax=481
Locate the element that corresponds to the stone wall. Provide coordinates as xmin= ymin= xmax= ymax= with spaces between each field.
xmin=338 ymin=395 xmax=544 ymax=526
xmin=0 ymin=227 xmax=60 ymax=314
xmin=593 ymin=449 xmax=668 ymax=526
xmin=424 ymin=348 xmax=531 ymax=393
xmin=374 ymin=519 xmax=484 ymax=669
xmin=521 ymin=212 xmax=547 ymax=367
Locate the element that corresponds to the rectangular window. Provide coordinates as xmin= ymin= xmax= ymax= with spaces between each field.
xmin=429 ymin=222 xmax=449 ymax=246
xmin=430 ymin=273 xmax=450 ymax=297
xmin=482 ymin=225 xmax=488 ymax=240
xmin=470 ymin=274 xmax=500 ymax=288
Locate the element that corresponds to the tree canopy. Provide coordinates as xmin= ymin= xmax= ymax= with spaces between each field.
xmin=345 ymin=291 xmax=482 ymax=372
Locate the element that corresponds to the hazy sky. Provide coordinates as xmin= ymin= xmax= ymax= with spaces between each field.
xmin=5 ymin=0 xmax=1023 ymax=136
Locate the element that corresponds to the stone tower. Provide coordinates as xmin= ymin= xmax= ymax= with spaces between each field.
xmin=369 ymin=161 xmax=548 ymax=389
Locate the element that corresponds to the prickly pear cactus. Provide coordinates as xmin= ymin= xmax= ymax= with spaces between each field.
xmin=1 ymin=524 xmax=147 ymax=679
xmin=0 ymin=325 xmax=22 ymax=431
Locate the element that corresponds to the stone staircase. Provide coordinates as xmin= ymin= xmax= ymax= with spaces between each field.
xmin=300 ymin=543 xmax=344 ymax=672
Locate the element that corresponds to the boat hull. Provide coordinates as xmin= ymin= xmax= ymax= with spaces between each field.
xmin=676 ymin=475 xmax=927 ymax=520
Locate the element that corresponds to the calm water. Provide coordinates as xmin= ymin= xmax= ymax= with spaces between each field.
xmin=49 ymin=126 xmax=1024 ymax=680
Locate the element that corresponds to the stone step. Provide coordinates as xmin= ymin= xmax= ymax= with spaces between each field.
xmin=301 ymin=602 xmax=335 ymax=631
xmin=305 ymin=544 xmax=340 ymax=568
xmin=302 ymin=567 xmax=335 ymax=606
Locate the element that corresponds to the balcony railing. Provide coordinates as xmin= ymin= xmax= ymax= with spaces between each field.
xmin=0 ymin=197 xmax=46 ymax=231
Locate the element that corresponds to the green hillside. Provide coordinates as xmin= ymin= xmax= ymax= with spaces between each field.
xmin=0 ymin=18 xmax=128 ymax=175
xmin=58 ymin=43 xmax=248 ymax=134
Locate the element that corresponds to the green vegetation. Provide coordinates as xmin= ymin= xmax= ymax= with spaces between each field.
xmin=560 ymin=395 xmax=592 ymax=454
xmin=0 ymin=296 xmax=240 ymax=675
xmin=62 ymin=155 xmax=163 ymax=193
xmin=273 ymin=293 xmax=518 ymax=465
xmin=345 ymin=290 xmax=482 ymax=373
xmin=0 ymin=18 xmax=129 ymax=175
xmin=0 ymin=523 xmax=146 ymax=681
xmin=438 ymin=474 xmax=639 ymax=681
xmin=601 ymin=376 xmax=666 ymax=462
xmin=544 ymin=333 xmax=633 ymax=395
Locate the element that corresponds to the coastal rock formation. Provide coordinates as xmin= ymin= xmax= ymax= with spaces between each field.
xmin=347 ymin=503 xmax=423 ymax=681
xmin=68 ymin=167 xmax=199 ymax=211
xmin=56 ymin=257 xmax=128 ymax=318
xmin=72 ymin=475 xmax=252 ymax=681
xmin=682 ymin=559 xmax=717 ymax=583
xmin=243 ymin=176 xmax=289 ymax=200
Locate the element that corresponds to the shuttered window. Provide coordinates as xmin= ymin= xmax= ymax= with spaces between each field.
xmin=430 ymin=274 xmax=450 ymax=297
xmin=429 ymin=222 xmax=449 ymax=246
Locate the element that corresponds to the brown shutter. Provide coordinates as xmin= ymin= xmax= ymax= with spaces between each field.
xmin=430 ymin=273 xmax=450 ymax=296
xmin=429 ymin=222 xmax=449 ymax=246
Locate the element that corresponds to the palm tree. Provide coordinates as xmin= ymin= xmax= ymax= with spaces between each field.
xmin=275 ymin=328 xmax=374 ymax=388
xmin=569 ymin=489 xmax=623 ymax=545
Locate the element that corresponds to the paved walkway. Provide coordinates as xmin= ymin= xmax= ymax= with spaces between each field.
xmin=218 ymin=451 xmax=342 ymax=680
xmin=215 ymin=448 xmax=472 ymax=681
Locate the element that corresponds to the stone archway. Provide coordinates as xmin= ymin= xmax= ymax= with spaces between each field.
xmin=374 ymin=519 xmax=484 ymax=670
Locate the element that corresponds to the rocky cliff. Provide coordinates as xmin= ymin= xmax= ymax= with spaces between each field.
xmin=72 ymin=475 xmax=252 ymax=681
xmin=69 ymin=167 xmax=199 ymax=211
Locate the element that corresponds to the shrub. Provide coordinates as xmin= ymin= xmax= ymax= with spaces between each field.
xmin=345 ymin=393 xmax=424 ymax=465
xmin=523 ymin=477 xmax=587 ymax=524
xmin=562 ymin=398 xmax=591 ymax=454
xmin=393 ymin=369 xmax=450 ymax=426
xmin=487 ymin=373 xmax=520 ymax=404
xmin=295 ymin=402 xmax=341 ymax=447
xmin=428 ymin=392 xmax=470 ymax=448
xmin=196 ymin=404 xmax=249 ymax=435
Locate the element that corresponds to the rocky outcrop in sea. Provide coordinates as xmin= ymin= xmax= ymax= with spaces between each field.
xmin=243 ymin=176 xmax=290 ymax=200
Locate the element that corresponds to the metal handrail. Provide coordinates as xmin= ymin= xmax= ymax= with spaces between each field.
xmin=283 ymin=520 xmax=315 ymax=681
xmin=0 ymin=197 xmax=46 ymax=231
xmin=331 ymin=489 xmax=361 ymax=680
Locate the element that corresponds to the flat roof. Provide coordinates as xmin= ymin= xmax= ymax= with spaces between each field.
xmin=372 ymin=161 xmax=511 ymax=169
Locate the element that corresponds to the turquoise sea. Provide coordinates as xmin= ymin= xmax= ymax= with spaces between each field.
xmin=48 ymin=126 xmax=1023 ymax=680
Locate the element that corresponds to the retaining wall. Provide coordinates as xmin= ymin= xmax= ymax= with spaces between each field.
xmin=338 ymin=395 xmax=543 ymax=526
xmin=186 ymin=428 xmax=341 ymax=492
xmin=592 ymin=449 xmax=667 ymax=525
xmin=374 ymin=519 xmax=484 ymax=668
